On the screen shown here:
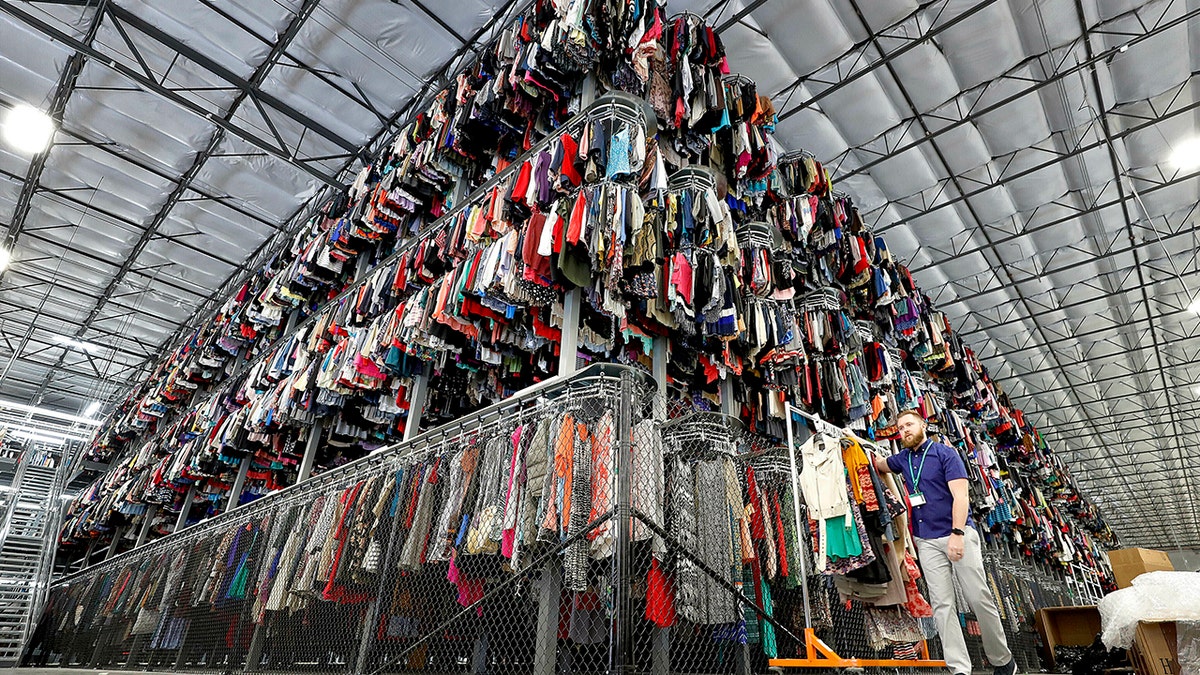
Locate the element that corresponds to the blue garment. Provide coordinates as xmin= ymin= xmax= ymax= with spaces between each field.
xmin=606 ymin=127 xmax=631 ymax=179
xmin=886 ymin=439 xmax=974 ymax=539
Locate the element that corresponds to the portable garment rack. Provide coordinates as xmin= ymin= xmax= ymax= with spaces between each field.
xmin=774 ymin=403 xmax=947 ymax=670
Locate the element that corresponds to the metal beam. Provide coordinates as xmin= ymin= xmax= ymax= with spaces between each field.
xmin=874 ymin=79 xmax=1200 ymax=236
xmin=901 ymin=161 xmax=1200 ymax=296
xmin=0 ymin=371 xmax=136 ymax=402
xmin=51 ymin=120 xmax=283 ymax=231
xmin=1050 ymin=419 xmax=1200 ymax=445
xmin=994 ymin=351 xmax=1200 ymax=404
xmin=928 ymin=209 xmax=1199 ymax=316
xmin=197 ymin=0 xmax=389 ymax=126
xmin=409 ymin=0 xmax=469 ymax=45
xmin=0 ymin=161 xmax=248 ymax=271
xmin=0 ymin=295 xmax=173 ymax=359
xmin=0 ymin=0 xmax=341 ymax=188
xmin=1043 ymin=404 xmax=1200 ymax=440
xmin=826 ymin=5 xmax=1200 ymax=181
xmin=775 ymin=0 xmax=1000 ymax=123
xmin=13 ymin=228 xmax=211 ymax=301
xmin=103 ymin=3 xmax=359 ymax=155
xmin=0 ymin=314 xmax=158 ymax=366
xmin=2 ymin=0 xmax=106 ymax=246
xmin=27 ymin=0 xmax=326 ymax=405
xmin=1070 ymin=0 xmax=1200 ymax=541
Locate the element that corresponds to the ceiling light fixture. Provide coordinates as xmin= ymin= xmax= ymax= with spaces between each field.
xmin=83 ymin=401 xmax=101 ymax=418
xmin=51 ymin=334 xmax=101 ymax=354
xmin=1189 ymin=299 xmax=1200 ymax=315
xmin=0 ymin=246 xmax=9 ymax=273
xmin=1169 ymin=138 xmax=1200 ymax=171
xmin=7 ymin=428 xmax=87 ymax=446
xmin=0 ymin=398 xmax=103 ymax=426
xmin=2 ymin=103 xmax=55 ymax=155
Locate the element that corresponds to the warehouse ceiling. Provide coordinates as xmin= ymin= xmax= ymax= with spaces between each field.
xmin=0 ymin=0 xmax=1197 ymax=550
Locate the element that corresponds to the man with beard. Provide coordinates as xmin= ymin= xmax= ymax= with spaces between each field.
xmin=873 ymin=409 xmax=1016 ymax=675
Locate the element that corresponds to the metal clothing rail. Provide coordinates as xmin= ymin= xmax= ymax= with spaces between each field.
xmin=778 ymin=402 xmax=946 ymax=670
xmin=791 ymin=404 xmax=891 ymax=457
xmin=737 ymin=220 xmax=782 ymax=249
xmin=667 ymin=164 xmax=721 ymax=193
xmin=49 ymin=363 xmax=653 ymax=588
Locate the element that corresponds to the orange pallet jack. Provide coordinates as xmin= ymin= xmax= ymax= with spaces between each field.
xmin=773 ymin=405 xmax=947 ymax=670
xmin=769 ymin=628 xmax=946 ymax=669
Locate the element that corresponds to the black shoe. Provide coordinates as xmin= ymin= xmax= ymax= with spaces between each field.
xmin=994 ymin=659 xmax=1017 ymax=675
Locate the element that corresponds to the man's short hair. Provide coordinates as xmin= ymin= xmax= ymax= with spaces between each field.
xmin=897 ymin=409 xmax=925 ymax=423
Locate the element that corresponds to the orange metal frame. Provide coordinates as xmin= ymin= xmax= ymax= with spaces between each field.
xmin=768 ymin=628 xmax=948 ymax=669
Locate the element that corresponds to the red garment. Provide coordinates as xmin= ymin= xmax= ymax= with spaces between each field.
xmin=645 ymin=559 xmax=675 ymax=627
xmin=903 ymin=552 xmax=934 ymax=618
xmin=746 ymin=467 xmax=766 ymax=540
xmin=532 ymin=313 xmax=562 ymax=342
xmin=521 ymin=211 xmax=552 ymax=278
xmin=771 ymin=492 xmax=789 ymax=578
xmin=566 ymin=190 xmax=588 ymax=245
xmin=511 ymin=161 xmax=532 ymax=206
xmin=404 ymin=466 xmax=424 ymax=528
xmin=853 ymin=237 xmax=871 ymax=274
xmin=461 ymin=297 xmax=504 ymax=322
xmin=447 ymin=553 xmax=484 ymax=617
xmin=559 ymin=133 xmax=582 ymax=186
xmin=322 ymin=482 xmax=372 ymax=603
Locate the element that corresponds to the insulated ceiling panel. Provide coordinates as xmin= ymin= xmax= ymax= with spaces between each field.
xmin=1 ymin=0 xmax=1198 ymax=551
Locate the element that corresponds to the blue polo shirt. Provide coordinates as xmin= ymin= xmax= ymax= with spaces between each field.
xmin=886 ymin=439 xmax=974 ymax=540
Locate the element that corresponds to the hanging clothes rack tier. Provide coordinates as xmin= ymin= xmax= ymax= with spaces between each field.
xmin=152 ymin=92 xmax=658 ymax=448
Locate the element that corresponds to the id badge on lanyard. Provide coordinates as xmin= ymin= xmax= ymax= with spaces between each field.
xmin=908 ymin=446 xmax=930 ymax=508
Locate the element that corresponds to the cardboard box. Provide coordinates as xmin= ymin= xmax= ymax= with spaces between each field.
xmin=1036 ymin=606 xmax=1103 ymax=667
xmin=1109 ymin=548 xmax=1175 ymax=589
xmin=1129 ymin=621 xmax=1179 ymax=675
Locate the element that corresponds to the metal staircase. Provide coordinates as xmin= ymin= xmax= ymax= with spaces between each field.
xmin=0 ymin=454 xmax=62 ymax=666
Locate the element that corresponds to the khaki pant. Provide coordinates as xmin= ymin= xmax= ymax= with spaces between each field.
xmin=915 ymin=528 xmax=1013 ymax=674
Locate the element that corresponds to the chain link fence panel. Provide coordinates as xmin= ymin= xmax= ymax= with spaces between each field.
xmin=25 ymin=368 xmax=1076 ymax=674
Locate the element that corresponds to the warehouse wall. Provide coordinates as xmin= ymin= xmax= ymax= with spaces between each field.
xmin=1167 ymin=549 xmax=1200 ymax=572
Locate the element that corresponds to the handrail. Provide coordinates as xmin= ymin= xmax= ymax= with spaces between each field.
xmin=50 ymin=362 xmax=653 ymax=588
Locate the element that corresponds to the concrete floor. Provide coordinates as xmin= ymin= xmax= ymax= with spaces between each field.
xmin=4 ymin=670 xmax=207 ymax=675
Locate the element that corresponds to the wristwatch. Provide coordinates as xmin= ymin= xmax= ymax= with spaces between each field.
xmin=951 ymin=528 xmax=966 ymax=536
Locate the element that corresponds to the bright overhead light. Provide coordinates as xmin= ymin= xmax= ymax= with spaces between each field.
xmin=7 ymin=427 xmax=90 ymax=445
xmin=1189 ymin=299 xmax=1200 ymax=315
xmin=0 ymin=398 xmax=103 ymax=426
xmin=2 ymin=103 xmax=55 ymax=155
xmin=83 ymin=401 xmax=101 ymax=418
xmin=1169 ymin=137 xmax=1200 ymax=171
xmin=52 ymin=334 xmax=101 ymax=354
xmin=0 ymin=246 xmax=9 ymax=273
xmin=1119 ymin=44 xmax=1129 ymax=53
